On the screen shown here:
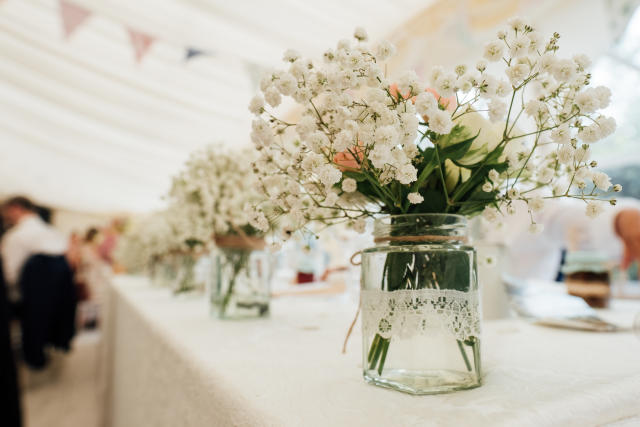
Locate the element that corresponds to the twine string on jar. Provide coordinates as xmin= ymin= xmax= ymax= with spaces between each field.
xmin=342 ymin=251 xmax=363 ymax=354
xmin=373 ymin=235 xmax=468 ymax=244
xmin=214 ymin=225 xmax=266 ymax=250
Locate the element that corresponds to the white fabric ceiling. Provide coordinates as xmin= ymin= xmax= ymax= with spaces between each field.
xmin=0 ymin=0 xmax=634 ymax=213
xmin=0 ymin=0 xmax=432 ymax=213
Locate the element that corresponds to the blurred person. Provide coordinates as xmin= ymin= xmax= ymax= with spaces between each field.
xmin=97 ymin=219 xmax=124 ymax=266
xmin=66 ymin=231 xmax=82 ymax=271
xmin=0 ymin=197 xmax=68 ymax=302
xmin=75 ymin=227 xmax=111 ymax=329
xmin=34 ymin=205 xmax=52 ymax=224
xmin=483 ymin=197 xmax=640 ymax=281
xmin=1 ymin=197 xmax=76 ymax=368
xmin=0 ymin=218 xmax=22 ymax=427
xmin=616 ymin=208 xmax=640 ymax=271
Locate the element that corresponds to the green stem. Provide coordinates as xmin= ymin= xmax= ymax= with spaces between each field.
xmin=433 ymin=145 xmax=451 ymax=212
xmin=367 ymin=249 xmax=479 ymax=378
xmin=219 ymin=249 xmax=250 ymax=316
xmin=457 ymin=340 xmax=472 ymax=372
xmin=377 ymin=339 xmax=390 ymax=375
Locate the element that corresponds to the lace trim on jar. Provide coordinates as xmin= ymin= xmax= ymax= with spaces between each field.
xmin=361 ymin=288 xmax=481 ymax=341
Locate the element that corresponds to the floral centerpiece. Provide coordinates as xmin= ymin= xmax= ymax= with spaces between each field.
xmin=116 ymin=207 xmax=208 ymax=291
xmin=167 ymin=144 xmax=273 ymax=318
xmin=248 ymin=19 xmax=619 ymax=394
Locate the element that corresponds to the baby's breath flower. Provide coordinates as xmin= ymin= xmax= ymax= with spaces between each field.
xmin=585 ymin=201 xmax=604 ymax=218
xmin=408 ymin=192 xmax=424 ymax=204
xmin=592 ymin=171 xmax=611 ymax=191
xmin=341 ymin=178 xmax=358 ymax=193
xmin=248 ymin=95 xmax=264 ymax=115
xmin=528 ymin=197 xmax=545 ymax=212
xmin=282 ymin=49 xmax=300 ymax=63
xmin=484 ymin=41 xmax=504 ymax=62
xmin=354 ymin=27 xmax=368 ymax=42
xmin=429 ymin=110 xmax=453 ymax=134
xmin=528 ymin=223 xmax=544 ymax=234
xmin=374 ymin=40 xmax=395 ymax=61
xmin=352 ymin=217 xmax=366 ymax=233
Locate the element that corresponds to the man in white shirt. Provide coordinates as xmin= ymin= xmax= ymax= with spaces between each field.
xmin=1 ymin=197 xmax=68 ymax=302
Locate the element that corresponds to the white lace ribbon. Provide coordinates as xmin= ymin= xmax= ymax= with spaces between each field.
xmin=361 ymin=288 xmax=481 ymax=341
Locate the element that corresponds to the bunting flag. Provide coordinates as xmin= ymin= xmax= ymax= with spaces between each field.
xmin=184 ymin=47 xmax=210 ymax=61
xmin=54 ymin=0 xmax=222 ymax=66
xmin=59 ymin=0 xmax=92 ymax=38
xmin=128 ymin=28 xmax=155 ymax=63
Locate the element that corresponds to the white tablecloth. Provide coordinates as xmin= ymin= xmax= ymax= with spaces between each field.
xmin=104 ymin=275 xmax=640 ymax=427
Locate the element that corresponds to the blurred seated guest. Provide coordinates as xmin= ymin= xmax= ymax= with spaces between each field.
xmin=19 ymin=254 xmax=76 ymax=368
xmin=68 ymin=230 xmax=90 ymax=326
xmin=615 ymin=208 xmax=640 ymax=271
xmin=66 ymin=231 xmax=82 ymax=271
xmin=1 ymin=196 xmax=76 ymax=369
xmin=483 ymin=198 xmax=640 ymax=281
xmin=97 ymin=219 xmax=124 ymax=266
xmin=1 ymin=196 xmax=69 ymax=302
xmin=75 ymin=227 xmax=111 ymax=329
xmin=35 ymin=205 xmax=52 ymax=224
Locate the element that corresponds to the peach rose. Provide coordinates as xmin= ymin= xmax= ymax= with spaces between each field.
xmin=389 ymin=83 xmax=456 ymax=112
xmin=389 ymin=83 xmax=412 ymax=101
xmin=424 ymin=87 xmax=456 ymax=112
xmin=333 ymin=142 xmax=365 ymax=171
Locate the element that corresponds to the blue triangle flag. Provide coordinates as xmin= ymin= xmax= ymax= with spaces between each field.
xmin=185 ymin=47 xmax=209 ymax=61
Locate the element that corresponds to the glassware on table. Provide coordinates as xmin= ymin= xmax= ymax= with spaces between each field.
xmin=360 ymin=214 xmax=481 ymax=395
xmin=149 ymin=256 xmax=177 ymax=288
xmin=561 ymin=251 xmax=611 ymax=308
xmin=171 ymin=253 xmax=199 ymax=294
xmin=209 ymin=236 xmax=273 ymax=319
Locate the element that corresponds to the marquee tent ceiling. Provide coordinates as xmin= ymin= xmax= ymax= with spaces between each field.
xmin=0 ymin=0 xmax=634 ymax=213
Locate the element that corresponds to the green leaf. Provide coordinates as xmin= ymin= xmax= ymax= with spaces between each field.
xmin=456 ymin=144 xmax=505 ymax=169
xmin=385 ymin=252 xmax=413 ymax=291
xmin=410 ymin=147 xmax=436 ymax=192
xmin=450 ymin=161 xmax=509 ymax=206
xmin=438 ymin=131 xmax=479 ymax=160
xmin=441 ymin=251 xmax=471 ymax=292
xmin=410 ymin=187 xmax=447 ymax=214
xmin=343 ymin=171 xmax=366 ymax=182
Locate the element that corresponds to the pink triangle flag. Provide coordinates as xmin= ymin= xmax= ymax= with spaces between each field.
xmin=59 ymin=0 xmax=92 ymax=38
xmin=127 ymin=28 xmax=155 ymax=63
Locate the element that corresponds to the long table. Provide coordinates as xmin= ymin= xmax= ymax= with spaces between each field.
xmin=104 ymin=275 xmax=640 ymax=427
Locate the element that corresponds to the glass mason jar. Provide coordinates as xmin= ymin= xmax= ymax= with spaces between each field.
xmin=171 ymin=252 xmax=199 ymax=294
xmin=210 ymin=236 xmax=272 ymax=319
xmin=361 ymin=214 xmax=481 ymax=394
xmin=150 ymin=256 xmax=178 ymax=288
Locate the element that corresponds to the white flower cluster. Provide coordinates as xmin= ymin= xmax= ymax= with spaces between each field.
xmin=249 ymin=29 xmax=438 ymax=233
xmin=249 ymin=20 xmax=619 ymax=236
xmin=168 ymin=144 xmax=267 ymax=237
xmin=473 ymin=18 xmax=618 ymax=225
xmin=115 ymin=206 xmax=208 ymax=270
